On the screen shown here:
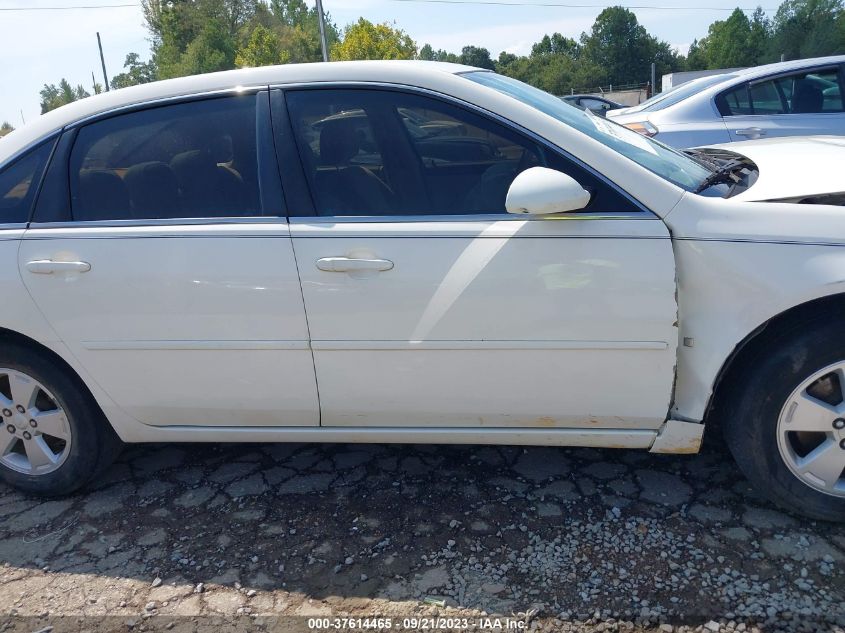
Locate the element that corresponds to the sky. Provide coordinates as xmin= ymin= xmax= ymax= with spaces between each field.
xmin=0 ymin=0 xmax=778 ymax=126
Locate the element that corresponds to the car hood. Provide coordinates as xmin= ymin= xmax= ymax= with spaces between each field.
xmin=699 ymin=136 xmax=845 ymax=203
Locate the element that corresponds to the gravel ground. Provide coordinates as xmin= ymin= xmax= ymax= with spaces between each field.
xmin=0 ymin=440 xmax=843 ymax=633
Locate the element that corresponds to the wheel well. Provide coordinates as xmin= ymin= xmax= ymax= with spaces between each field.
xmin=704 ymin=292 xmax=845 ymax=429
xmin=0 ymin=328 xmax=99 ymax=406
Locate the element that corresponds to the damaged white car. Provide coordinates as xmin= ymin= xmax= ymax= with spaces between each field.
xmin=0 ymin=61 xmax=844 ymax=521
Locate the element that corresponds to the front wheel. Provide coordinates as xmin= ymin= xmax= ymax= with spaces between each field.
xmin=0 ymin=344 xmax=122 ymax=496
xmin=723 ymin=320 xmax=845 ymax=522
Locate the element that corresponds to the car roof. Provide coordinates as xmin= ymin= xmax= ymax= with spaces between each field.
xmin=733 ymin=54 xmax=845 ymax=81
xmin=0 ymin=60 xmax=478 ymax=166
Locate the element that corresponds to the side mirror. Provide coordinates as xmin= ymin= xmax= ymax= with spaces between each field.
xmin=505 ymin=167 xmax=591 ymax=215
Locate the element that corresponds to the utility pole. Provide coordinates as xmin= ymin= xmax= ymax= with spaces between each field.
xmin=651 ymin=62 xmax=656 ymax=97
xmin=315 ymin=0 xmax=329 ymax=62
xmin=20 ymin=110 xmax=25 ymax=126
xmin=97 ymin=32 xmax=110 ymax=91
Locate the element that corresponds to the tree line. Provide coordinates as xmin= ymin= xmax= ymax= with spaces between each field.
xmin=34 ymin=0 xmax=845 ymax=116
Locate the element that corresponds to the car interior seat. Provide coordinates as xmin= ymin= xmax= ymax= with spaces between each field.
xmin=75 ymin=170 xmax=130 ymax=221
xmin=124 ymin=161 xmax=180 ymax=219
xmin=315 ymin=118 xmax=394 ymax=215
xmin=791 ymin=79 xmax=824 ymax=114
xmin=170 ymin=146 xmax=249 ymax=216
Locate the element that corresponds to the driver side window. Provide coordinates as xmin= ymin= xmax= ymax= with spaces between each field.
xmin=284 ymin=88 xmax=638 ymax=216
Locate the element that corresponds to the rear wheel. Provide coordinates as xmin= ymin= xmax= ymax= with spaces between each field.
xmin=723 ymin=321 xmax=845 ymax=522
xmin=0 ymin=344 xmax=122 ymax=496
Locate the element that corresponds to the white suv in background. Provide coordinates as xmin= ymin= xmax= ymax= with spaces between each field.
xmin=608 ymin=55 xmax=845 ymax=148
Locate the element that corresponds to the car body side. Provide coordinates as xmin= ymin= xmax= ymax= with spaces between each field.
xmin=2 ymin=61 xmax=845 ymax=450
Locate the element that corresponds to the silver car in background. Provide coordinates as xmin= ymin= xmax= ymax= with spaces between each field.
xmin=608 ymin=55 xmax=845 ymax=148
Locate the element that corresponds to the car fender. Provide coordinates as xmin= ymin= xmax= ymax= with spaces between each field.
xmin=665 ymin=194 xmax=845 ymax=422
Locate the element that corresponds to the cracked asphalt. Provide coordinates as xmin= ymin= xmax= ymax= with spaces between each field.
xmin=0 ymin=440 xmax=843 ymax=633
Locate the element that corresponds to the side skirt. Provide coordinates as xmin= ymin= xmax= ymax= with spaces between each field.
xmin=119 ymin=425 xmax=659 ymax=448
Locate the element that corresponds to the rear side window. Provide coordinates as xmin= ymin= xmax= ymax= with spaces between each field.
xmin=0 ymin=140 xmax=54 ymax=224
xmin=284 ymin=89 xmax=638 ymax=216
xmin=719 ymin=68 xmax=845 ymax=116
xmin=69 ymin=95 xmax=261 ymax=221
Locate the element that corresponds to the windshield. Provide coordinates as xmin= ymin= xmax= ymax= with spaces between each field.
xmin=463 ymin=71 xmax=711 ymax=191
xmin=635 ymin=73 xmax=737 ymax=113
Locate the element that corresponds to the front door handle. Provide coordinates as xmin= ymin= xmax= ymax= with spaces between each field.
xmin=735 ymin=127 xmax=766 ymax=138
xmin=316 ymin=257 xmax=394 ymax=273
xmin=25 ymin=260 xmax=91 ymax=274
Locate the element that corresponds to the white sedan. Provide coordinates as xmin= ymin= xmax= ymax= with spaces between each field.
xmin=0 ymin=61 xmax=844 ymax=521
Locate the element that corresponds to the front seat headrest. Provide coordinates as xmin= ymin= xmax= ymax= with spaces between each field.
xmin=319 ymin=118 xmax=362 ymax=165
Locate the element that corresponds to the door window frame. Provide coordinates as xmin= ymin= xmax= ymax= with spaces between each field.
xmin=270 ymin=82 xmax=654 ymax=221
xmin=28 ymin=88 xmax=286 ymax=228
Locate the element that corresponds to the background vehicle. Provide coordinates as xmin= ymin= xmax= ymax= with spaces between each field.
xmin=608 ymin=55 xmax=845 ymax=148
xmin=561 ymin=94 xmax=625 ymax=117
xmin=2 ymin=62 xmax=845 ymax=521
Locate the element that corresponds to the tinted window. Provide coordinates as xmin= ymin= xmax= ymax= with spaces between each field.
xmin=69 ymin=95 xmax=261 ymax=221
xmin=718 ymin=84 xmax=752 ymax=115
xmin=285 ymin=89 xmax=638 ymax=216
xmin=720 ymin=68 xmax=844 ymax=116
xmin=776 ymin=69 xmax=844 ymax=113
xmin=0 ymin=140 xmax=54 ymax=224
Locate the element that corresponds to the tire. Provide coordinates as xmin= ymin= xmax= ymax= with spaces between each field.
xmin=0 ymin=342 xmax=122 ymax=496
xmin=722 ymin=318 xmax=845 ymax=522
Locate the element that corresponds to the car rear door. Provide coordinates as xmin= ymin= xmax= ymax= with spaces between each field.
xmin=18 ymin=91 xmax=319 ymax=428
xmin=273 ymin=86 xmax=678 ymax=430
xmin=721 ymin=65 xmax=845 ymax=142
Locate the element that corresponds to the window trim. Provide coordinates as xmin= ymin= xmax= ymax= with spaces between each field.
xmin=273 ymin=81 xmax=652 ymax=220
xmin=30 ymin=88 xmax=282 ymax=229
xmin=717 ymin=65 xmax=845 ymax=118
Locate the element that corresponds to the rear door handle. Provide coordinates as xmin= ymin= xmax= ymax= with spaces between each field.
xmin=735 ymin=127 xmax=765 ymax=137
xmin=316 ymin=257 xmax=394 ymax=273
xmin=25 ymin=260 xmax=91 ymax=274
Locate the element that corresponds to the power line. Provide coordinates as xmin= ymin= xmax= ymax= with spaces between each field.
xmin=0 ymin=0 xmax=775 ymax=10
xmin=387 ymin=0 xmax=774 ymax=10
xmin=0 ymin=3 xmax=137 ymax=11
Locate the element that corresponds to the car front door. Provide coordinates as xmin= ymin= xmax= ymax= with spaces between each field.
xmin=274 ymin=87 xmax=678 ymax=430
xmin=18 ymin=92 xmax=319 ymax=428
xmin=721 ymin=66 xmax=845 ymax=142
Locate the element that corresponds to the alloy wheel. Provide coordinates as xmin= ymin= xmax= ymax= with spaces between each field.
xmin=0 ymin=368 xmax=71 ymax=475
xmin=777 ymin=361 xmax=845 ymax=498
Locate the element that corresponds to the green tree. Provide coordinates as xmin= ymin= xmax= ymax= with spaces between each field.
xmin=705 ymin=9 xmax=754 ymax=67
xmin=40 ymin=79 xmax=90 ymax=114
xmin=142 ymin=0 xmax=259 ymax=78
xmin=178 ymin=21 xmax=238 ymax=75
xmin=331 ymin=19 xmax=416 ymax=60
xmin=458 ymin=45 xmax=495 ymax=69
xmin=269 ymin=0 xmax=339 ymax=60
xmin=496 ymin=51 xmax=518 ymax=69
xmin=111 ymin=52 xmax=157 ymax=89
xmin=687 ymin=7 xmax=772 ymax=69
xmin=769 ymin=0 xmax=845 ymax=60
xmin=0 ymin=122 xmax=14 ymax=138
xmin=531 ymin=33 xmax=580 ymax=58
xmin=748 ymin=7 xmax=773 ymax=64
xmin=580 ymin=7 xmax=681 ymax=86
xmin=418 ymin=43 xmax=458 ymax=62
xmin=235 ymin=24 xmax=291 ymax=66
